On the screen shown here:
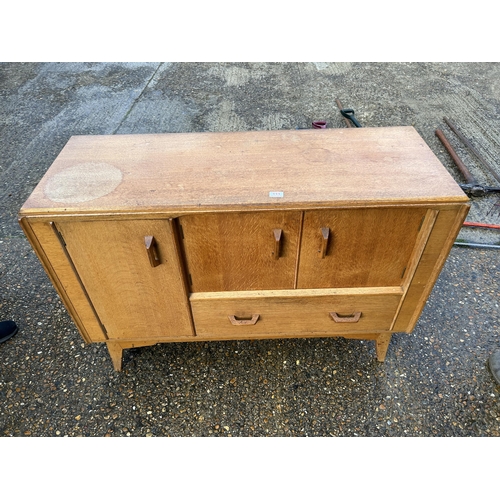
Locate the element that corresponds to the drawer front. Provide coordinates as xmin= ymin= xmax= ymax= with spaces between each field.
xmin=190 ymin=289 xmax=402 ymax=337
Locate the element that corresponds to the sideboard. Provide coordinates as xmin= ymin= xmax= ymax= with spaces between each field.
xmin=19 ymin=126 xmax=470 ymax=370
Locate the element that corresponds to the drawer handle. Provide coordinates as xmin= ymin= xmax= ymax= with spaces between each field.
xmin=228 ymin=314 xmax=260 ymax=325
xmin=330 ymin=311 xmax=361 ymax=323
xmin=319 ymin=227 xmax=330 ymax=258
xmin=272 ymin=229 xmax=282 ymax=259
xmin=144 ymin=235 xmax=161 ymax=267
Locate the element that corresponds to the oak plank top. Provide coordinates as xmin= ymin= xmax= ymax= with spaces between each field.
xmin=20 ymin=126 xmax=469 ymax=216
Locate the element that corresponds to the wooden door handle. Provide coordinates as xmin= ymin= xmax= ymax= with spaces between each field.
xmin=319 ymin=227 xmax=330 ymax=258
xmin=273 ymin=228 xmax=282 ymax=259
xmin=228 ymin=314 xmax=260 ymax=325
xmin=144 ymin=235 xmax=161 ymax=267
xmin=330 ymin=311 xmax=361 ymax=323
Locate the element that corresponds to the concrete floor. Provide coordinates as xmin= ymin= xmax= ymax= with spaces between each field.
xmin=1 ymin=62 xmax=500 ymax=438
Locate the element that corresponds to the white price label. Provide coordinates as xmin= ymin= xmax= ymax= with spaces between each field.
xmin=269 ymin=191 xmax=284 ymax=198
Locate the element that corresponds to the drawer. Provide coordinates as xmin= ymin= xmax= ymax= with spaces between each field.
xmin=190 ymin=288 xmax=403 ymax=337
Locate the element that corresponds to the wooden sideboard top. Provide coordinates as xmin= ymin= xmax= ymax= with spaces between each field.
xmin=20 ymin=126 xmax=468 ymax=216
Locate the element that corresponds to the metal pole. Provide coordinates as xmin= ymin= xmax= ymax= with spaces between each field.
xmin=444 ymin=117 xmax=500 ymax=185
xmin=454 ymin=242 xmax=500 ymax=249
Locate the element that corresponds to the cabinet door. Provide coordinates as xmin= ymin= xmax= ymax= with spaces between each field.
xmin=55 ymin=219 xmax=193 ymax=340
xmin=297 ymin=207 xmax=428 ymax=288
xmin=179 ymin=212 xmax=302 ymax=292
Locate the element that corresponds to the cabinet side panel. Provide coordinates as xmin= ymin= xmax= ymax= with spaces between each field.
xmin=19 ymin=218 xmax=107 ymax=342
xmin=392 ymin=204 xmax=469 ymax=332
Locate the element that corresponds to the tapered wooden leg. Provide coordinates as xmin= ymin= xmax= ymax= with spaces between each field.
xmin=375 ymin=333 xmax=392 ymax=362
xmin=107 ymin=342 xmax=123 ymax=371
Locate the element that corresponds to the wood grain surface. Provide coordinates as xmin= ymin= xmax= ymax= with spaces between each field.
xmin=297 ymin=207 xmax=428 ymax=288
xmin=190 ymin=288 xmax=402 ymax=336
xmin=55 ymin=218 xmax=194 ymax=340
xmin=179 ymin=211 xmax=302 ymax=291
xmin=20 ymin=219 xmax=107 ymax=342
xmin=20 ymin=127 xmax=468 ymax=216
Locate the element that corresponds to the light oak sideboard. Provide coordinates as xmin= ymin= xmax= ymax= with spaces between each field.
xmin=19 ymin=127 xmax=470 ymax=371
